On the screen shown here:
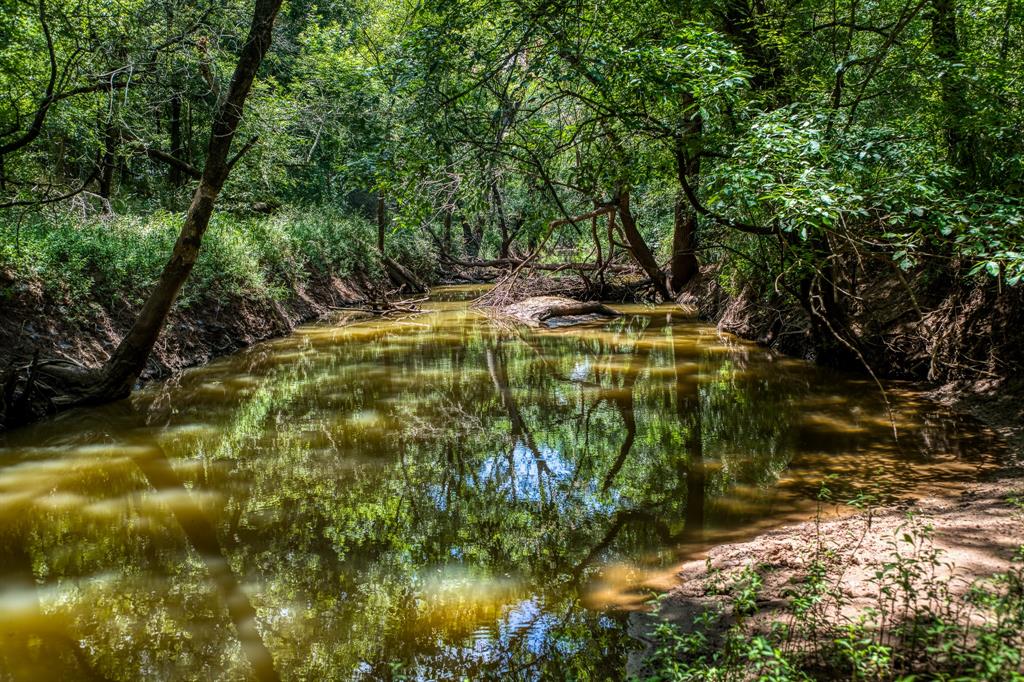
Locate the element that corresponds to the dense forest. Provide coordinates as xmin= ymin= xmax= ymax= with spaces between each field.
xmin=1 ymin=0 xmax=1023 ymax=679
xmin=2 ymin=0 xmax=1022 ymax=417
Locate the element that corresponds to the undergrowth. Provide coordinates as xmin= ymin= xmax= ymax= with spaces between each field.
xmin=637 ymin=500 xmax=1024 ymax=681
xmin=0 ymin=205 xmax=431 ymax=311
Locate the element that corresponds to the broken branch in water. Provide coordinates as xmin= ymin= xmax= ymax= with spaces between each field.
xmin=330 ymin=295 xmax=429 ymax=317
xmin=443 ymin=256 xmax=634 ymax=273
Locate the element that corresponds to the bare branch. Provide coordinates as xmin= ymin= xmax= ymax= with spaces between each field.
xmin=0 ymin=0 xmax=58 ymax=156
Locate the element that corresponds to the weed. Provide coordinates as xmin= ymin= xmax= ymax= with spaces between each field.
xmin=637 ymin=518 xmax=1024 ymax=681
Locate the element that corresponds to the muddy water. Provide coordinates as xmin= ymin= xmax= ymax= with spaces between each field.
xmin=0 ymin=286 xmax=1002 ymax=680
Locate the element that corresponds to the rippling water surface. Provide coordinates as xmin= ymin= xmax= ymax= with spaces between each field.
xmin=0 ymin=285 xmax=1001 ymax=680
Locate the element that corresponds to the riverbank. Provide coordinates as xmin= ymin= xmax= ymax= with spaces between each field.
xmin=630 ymin=464 xmax=1024 ymax=680
xmin=0 ymin=207 xmax=437 ymax=421
xmin=678 ymin=265 xmax=1024 ymax=448
xmin=626 ymin=267 xmax=1024 ymax=679
xmin=0 ymin=271 xmax=372 ymax=381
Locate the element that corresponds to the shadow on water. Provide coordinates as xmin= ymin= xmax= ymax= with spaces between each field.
xmin=0 ymin=285 xmax=1008 ymax=680
xmin=131 ymin=445 xmax=280 ymax=682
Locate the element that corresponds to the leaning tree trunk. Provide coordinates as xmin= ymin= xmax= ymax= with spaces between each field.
xmin=3 ymin=0 xmax=280 ymax=430
xmin=614 ymin=187 xmax=672 ymax=301
xmin=670 ymin=95 xmax=702 ymax=293
xmin=75 ymin=0 xmax=284 ymax=403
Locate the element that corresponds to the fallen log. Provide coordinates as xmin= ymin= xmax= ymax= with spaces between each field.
xmin=537 ymin=301 xmax=618 ymax=321
xmin=382 ymin=255 xmax=427 ymax=293
xmin=501 ymin=296 xmax=619 ymax=327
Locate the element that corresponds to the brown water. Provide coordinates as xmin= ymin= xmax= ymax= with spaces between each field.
xmin=0 ymin=285 xmax=1002 ymax=680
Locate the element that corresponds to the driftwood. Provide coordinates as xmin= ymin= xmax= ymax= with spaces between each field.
xmin=537 ymin=301 xmax=618 ymax=321
xmin=501 ymin=296 xmax=619 ymax=327
xmin=330 ymin=295 xmax=428 ymax=317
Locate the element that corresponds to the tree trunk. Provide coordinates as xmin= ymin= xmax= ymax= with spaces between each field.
xmin=931 ymin=0 xmax=975 ymax=177
xmin=670 ymin=94 xmax=702 ymax=293
xmin=53 ymin=135 xmax=65 ymax=179
xmin=98 ymin=120 xmax=117 ymax=200
xmin=671 ymin=196 xmax=699 ymax=293
xmin=720 ymin=0 xmax=783 ymax=93
xmin=492 ymin=181 xmax=511 ymax=259
xmin=442 ymin=208 xmax=452 ymax=256
xmin=169 ymin=93 xmax=186 ymax=186
xmin=614 ymin=188 xmax=672 ymax=301
xmin=376 ymin=192 xmax=386 ymax=253
xmin=82 ymin=0 xmax=283 ymax=402
xmin=461 ymin=215 xmax=482 ymax=258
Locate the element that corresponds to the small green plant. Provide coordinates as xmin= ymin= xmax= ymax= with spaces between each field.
xmin=637 ymin=519 xmax=1024 ymax=681
xmin=732 ymin=564 xmax=765 ymax=618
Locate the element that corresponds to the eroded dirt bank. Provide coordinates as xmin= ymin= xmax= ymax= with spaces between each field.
xmin=678 ymin=265 xmax=1024 ymax=450
xmin=628 ymin=466 xmax=1024 ymax=676
xmin=0 ymin=272 xmax=373 ymax=384
xmin=634 ymin=267 xmax=1024 ymax=677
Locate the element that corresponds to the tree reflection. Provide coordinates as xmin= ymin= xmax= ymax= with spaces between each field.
xmin=0 ymin=300 xmax=1001 ymax=680
xmin=131 ymin=447 xmax=280 ymax=682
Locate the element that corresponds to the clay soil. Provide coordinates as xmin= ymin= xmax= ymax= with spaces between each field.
xmin=0 ymin=270 xmax=372 ymax=384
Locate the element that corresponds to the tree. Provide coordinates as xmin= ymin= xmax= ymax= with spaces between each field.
xmin=2 ymin=0 xmax=285 ymax=426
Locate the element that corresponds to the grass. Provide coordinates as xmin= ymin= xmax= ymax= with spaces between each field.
xmin=0 ymin=205 xmax=435 ymax=312
xmin=636 ymin=516 xmax=1024 ymax=681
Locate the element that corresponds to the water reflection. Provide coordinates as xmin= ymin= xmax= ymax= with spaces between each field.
xmin=0 ymin=286 xmax=1004 ymax=680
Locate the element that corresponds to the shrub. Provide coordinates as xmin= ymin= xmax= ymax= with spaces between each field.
xmin=0 ymin=205 xmax=416 ymax=311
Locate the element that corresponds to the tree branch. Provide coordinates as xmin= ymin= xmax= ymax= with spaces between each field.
xmin=0 ymin=170 xmax=98 ymax=209
xmin=675 ymin=151 xmax=776 ymax=236
xmin=0 ymin=0 xmax=58 ymax=156
xmin=226 ymin=135 xmax=259 ymax=169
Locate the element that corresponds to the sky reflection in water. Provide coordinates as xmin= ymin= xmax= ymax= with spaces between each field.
xmin=0 ymin=285 xmax=1004 ymax=680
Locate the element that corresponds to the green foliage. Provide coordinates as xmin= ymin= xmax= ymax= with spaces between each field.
xmin=0 ymin=206 xmax=392 ymax=310
xmin=639 ymin=523 xmax=1024 ymax=682
xmin=3 ymin=0 xmax=1021 ymax=309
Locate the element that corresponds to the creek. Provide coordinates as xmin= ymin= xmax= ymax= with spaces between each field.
xmin=0 ymin=285 xmax=1000 ymax=680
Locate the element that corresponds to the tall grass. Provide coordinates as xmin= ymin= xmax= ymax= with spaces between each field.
xmin=0 ymin=206 xmax=419 ymax=310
